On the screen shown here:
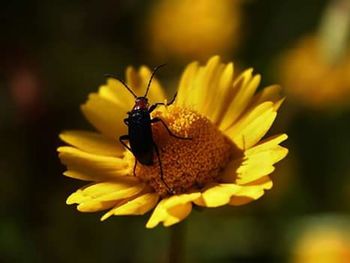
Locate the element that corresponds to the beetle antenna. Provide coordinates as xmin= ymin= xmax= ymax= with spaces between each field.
xmin=144 ymin=64 xmax=166 ymax=97
xmin=104 ymin=74 xmax=137 ymax=98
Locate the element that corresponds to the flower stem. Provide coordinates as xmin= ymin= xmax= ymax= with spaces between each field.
xmin=169 ymin=222 xmax=186 ymax=263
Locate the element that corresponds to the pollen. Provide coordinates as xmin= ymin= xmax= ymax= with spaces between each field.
xmin=135 ymin=106 xmax=235 ymax=196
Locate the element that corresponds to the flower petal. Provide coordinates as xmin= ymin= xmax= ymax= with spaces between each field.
xmin=98 ymin=79 xmax=134 ymax=110
xmin=126 ymin=66 xmax=166 ymax=104
xmin=229 ymin=179 xmax=273 ymax=206
xmin=250 ymin=85 xmax=282 ymax=108
xmin=206 ymin=62 xmax=235 ymax=124
xmin=140 ymin=66 xmax=167 ymax=103
xmin=81 ymin=94 xmax=128 ymax=139
xmin=58 ymin=146 xmax=130 ymax=181
xmin=245 ymin=134 xmax=288 ymax=156
xmin=163 ymin=192 xmax=201 ymax=208
xmin=63 ymin=170 xmax=97 ymax=181
xmin=222 ymin=134 xmax=288 ymax=185
xmin=194 ymin=183 xmax=242 ymax=207
xmin=177 ymin=56 xmax=232 ymax=122
xmin=193 ymin=56 xmax=222 ymax=115
xmin=146 ymin=201 xmax=192 ymax=228
xmin=176 ymin=61 xmax=199 ymax=107
xmin=101 ymin=192 xmax=159 ymax=221
xmin=194 ymin=181 xmax=272 ymax=208
xmin=219 ymin=69 xmax=261 ymax=130
xmin=224 ymin=102 xmax=277 ymax=149
xmin=146 ymin=192 xmax=200 ymax=228
xmin=163 ymin=203 xmax=192 ymax=227
xmin=67 ymin=179 xmax=144 ymax=212
xmin=59 ymin=130 xmax=123 ymax=157
xmin=78 ymin=200 xmax=117 ymax=213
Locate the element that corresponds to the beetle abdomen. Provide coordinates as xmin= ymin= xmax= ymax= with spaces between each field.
xmin=128 ymin=110 xmax=154 ymax=166
xmin=134 ymin=150 xmax=154 ymax=165
xmin=129 ymin=128 xmax=154 ymax=165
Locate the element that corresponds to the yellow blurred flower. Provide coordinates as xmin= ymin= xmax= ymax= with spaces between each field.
xmin=291 ymin=218 xmax=350 ymax=263
xmin=58 ymin=56 xmax=288 ymax=228
xmin=147 ymin=0 xmax=241 ymax=61
xmin=279 ymin=36 xmax=350 ymax=109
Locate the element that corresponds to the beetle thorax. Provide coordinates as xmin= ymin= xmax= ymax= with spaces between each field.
xmin=133 ymin=97 xmax=149 ymax=110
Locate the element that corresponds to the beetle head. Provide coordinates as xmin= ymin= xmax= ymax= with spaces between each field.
xmin=133 ymin=97 xmax=149 ymax=110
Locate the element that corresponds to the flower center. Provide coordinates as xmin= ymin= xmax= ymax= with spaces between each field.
xmin=134 ymin=106 xmax=235 ymax=196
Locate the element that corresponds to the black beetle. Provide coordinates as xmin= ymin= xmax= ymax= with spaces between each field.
xmin=105 ymin=65 xmax=190 ymax=193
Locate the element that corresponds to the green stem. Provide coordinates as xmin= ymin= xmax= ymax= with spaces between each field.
xmin=169 ymin=222 xmax=187 ymax=263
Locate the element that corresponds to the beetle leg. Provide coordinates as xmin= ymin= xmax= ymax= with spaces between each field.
xmin=119 ymin=135 xmax=132 ymax=152
xmin=133 ymin=159 xmax=137 ymax=177
xmin=148 ymin=92 xmax=178 ymax=113
xmin=153 ymin=142 xmax=175 ymax=195
xmin=167 ymin=91 xmax=177 ymax=106
xmin=120 ymin=135 xmax=138 ymax=177
xmin=151 ymin=117 xmax=192 ymax=140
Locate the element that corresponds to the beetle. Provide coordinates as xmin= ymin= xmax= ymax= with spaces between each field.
xmin=105 ymin=65 xmax=190 ymax=194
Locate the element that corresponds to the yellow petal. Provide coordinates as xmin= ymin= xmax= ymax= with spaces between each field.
xmin=224 ymin=102 xmax=277 ymax=149
xmin=146 ymin=200 xmax=192 ymax=228
xmin=206 ymin=62 xmax=235 ymax=124
xmin=81 ymin=94 xmax=127 ymax=139
xmin=194 ymin=183 xmax=242 ymax=207
xmin=179 ymin=56 xmax=227 ymax=119
xmin=163 ymin=192 xmax=201 ymax=208
xmin=145 ymin=199 xmax=167 ymax=228
xmin=58 ymin=146 xmax=130 ymax=181
xmin=239 ymin=85 xmax=284 ymax=124
xmin=250 ymin=85 xmax=282 ymax=107
xmin=102 ymin=66 xmax=167 ymax=108
xmin=221 ymin=134 xmax=287 ymax=184
xmin=67 ymin=179 xmax=144 ymax=212
xmin=194 ymin=56 xmax=222 ymax=115
xmin=163 ymin=203 xmax=192 ymax=227
xmin=98 ymin=79 xmax=134 ymax=110
xmin=126 ymin=66 xmax=142 ymax=92
xmin=273 ymin=98 xmax=285 ymax=111
xmin=244 ymin=175 xmax=273 ymax=187
xmin=220 ymin=158 xmax=242 ymax=183
xmin=101 ymin=193 xmax=159 ymax=221
xmin=176 ymin=61 xmax=199 ymax=107
xmin=194 ymin=181 xmax=272 ymax=207
xmin=63 ymin=170 xmax=91 ymax=181
xmin=219 ymin=69 xmax=260 ymax=130
xmin=234 ymin=134 xmax=288 ymax=185
xmin=245 ymin=134 xmax=288 ymax=156
xmin=78 ymin=200 xmax=117 ymax=213
xmin=229 ymin=180 xmax=273 ymax=206
xmin=126 ymin=66 xmax=166 ymax=104
xmin=59 ymin=130 xmax=123 ymax=157
xmin=146 ymin=192 xmax=200 ymax=228
xmin=66 ymin=178 xmax=140 ymax=204
xmin=139 ymin=66 xmax=166 ymax=103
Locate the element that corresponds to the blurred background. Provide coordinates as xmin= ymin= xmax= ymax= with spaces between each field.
xmin=1 ymin=0 xmax=350 ymax=262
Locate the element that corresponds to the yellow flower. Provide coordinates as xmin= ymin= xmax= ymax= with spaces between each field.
xmin=279 ymin=36 xmax=350 ymax=109
xmin=291 ymin=218 xmax=350 ymax=263
xmin=58 ymin=56 xmax=288 ymax=228
xmin=147 ymin=0 xmax=241 ymax=61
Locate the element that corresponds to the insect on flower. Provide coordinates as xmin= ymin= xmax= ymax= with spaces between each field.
xmin=58 ymin=56 xmax=288 ymax=228
xmin=105 ymin=65 xmax=191 ymax=194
